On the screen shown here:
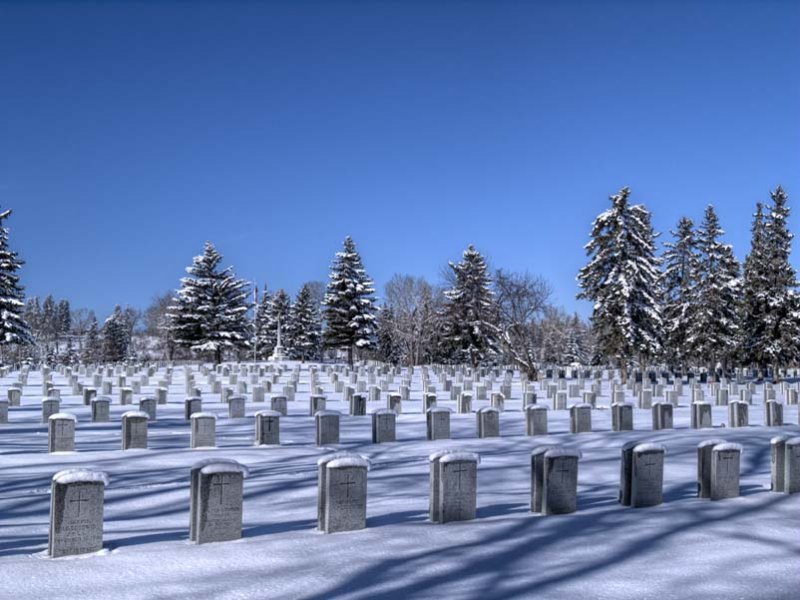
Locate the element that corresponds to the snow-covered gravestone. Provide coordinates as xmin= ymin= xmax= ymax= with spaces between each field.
xmin=119 ymin=387 xmax=133 ymax=406
xmin=612 ymin=401 xmax=634 ymax=432
xmin=191 ymin=413 xmax=217 ymax=448
xmin=429 ymin=449 xmax=455 ymax=522
xmin=254 ymin=410 xmax=280 ymax=445
xmin=184 ymin=397 xmax=202 ymax=420
xmin=651 ymin=402 xmax=673 ymax=430
xmin=438 ymin=452 xmax=479 ymax=523
xmin=8 ymin=388 xmax=21 ymax=407
xmin=569 ymin=403 xmax=592 ymax=434
xmin=619 ymin=442 xmax=665 ymax=507
xmin=0 ymin=399 xmax=7 ymax=423
xmin=785 ymin=437 xmax=800 ymax=495
xmin=423 ymin=393 xmax=437 ymax=413
xmin=317 ymin=452 xmax=358 ymax=530
xmin=522 ymin=391 xmax=537 ymax=411
xmin=323 ymin=456 xmax=369 ymax=534
xmin=48 ymin=413 xmax=76 ymax=453
xmin=696 ymin=438 xmax=726 ymax=498
xmin=82 ymin=387 xmax=96 ymax=406
xmin=770 ymin=435 xmax=791 ymax=492
xmin=371 ymin=409 xmax=396 ymax=443
xmin=156 ymin=387 xmax=168 ymax=405
xmin=710 ymin=443 xmax=742 ymax=500
xmin=457 ymin=393 xmax=472 ymax=414
xmin=387 ymin=393 xmax=402 ymax=415
xmin=766 ymin=401 xmax=784 ymax=427
xmin=553 ymin=391 xmax=567 ymax=411
xmin=91 ymin=397 xmax=110 ymax=423
xmin=530 ymin=446 xmax=552 ymax=513
xmin=315 ymin=410 xmax=340 ymax=445
xmin=190 ymin=460 xmax=249 ymax=544
xmin=426 ymin=407 xmax=451 ymax=440
xmin=490 ymin=392 xmax=505 ymax=412
xmin=349 ymin=394 xmax=366 ymax=416
xmin=42 ymin=398 xmax=60 ymax=423
xmin=716 ymin=388 xmax=729 ymax=406
xmin=542 ymin=448 xmax=581 ymax=515
xmin=476 ymin=406 xmax=500 ymax=438
xmin=525 ymin=405 xmax=548 ymax=436
xmin=121 ymin=411 xmax=148 ymax=450
xmin=691 ymin=402 xmax=712 ymax=429
xmin=309 ymin=395 xmax=326 ymax=417
xmin=227 ymin=395 xmax=246 ymax=419
xmin=270 ymin=395 xmax=287 ymax=415
xmin=252 ymin=385 xmax=265 ymax=403
xmin=49 ymin=469 xmax=108 ymax=558
xmin=138 ymin=397 xmax=157 ymax=421
xmin=728 ymin=401 xmax=748 ymax=428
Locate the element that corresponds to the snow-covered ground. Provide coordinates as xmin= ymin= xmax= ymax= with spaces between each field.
xmin=2 ymin=365 xmax=799 ymax=600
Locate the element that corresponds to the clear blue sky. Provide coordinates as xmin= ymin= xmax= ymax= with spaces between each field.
xmin=1 ymin=0 xmax=798 ymax=318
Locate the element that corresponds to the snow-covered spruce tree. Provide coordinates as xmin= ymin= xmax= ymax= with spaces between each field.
xmin=761 ymin=186 xmax=799 ymax=377
xmin=102 ymin=305 xmax=129 ymax=362
xmin=660 ymin=217 xmax=699 ymax=371
xmin=688 ymin=206 xmax=740 ymax=373
xmin=253 ymin=288 xmax=272 ymax=359
xmin=739 ymin=203 xmax=769 ymax=371
xmin=82 ymin=313 xmax=101 ymax=363
xmin=322 ymin=236 xmax=377 ymax=364
xmin=562 ymin=313 xmax=588 ymax=365
xmin=0 ymin=207 xmax=33 ymax=353
xmin=442 ymin=245 xmax=499 ymax=368
xmin=576 ymin=187 xmax=662 ymax=380
xmin=167 ymin=242 xmax=251 ymax=364
xmin=286 ymin=284 xmax=322 ymax=361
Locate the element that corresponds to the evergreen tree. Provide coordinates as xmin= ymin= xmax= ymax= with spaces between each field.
xmin=375 ymin=305 xmax=400 ymax=364
xmin=740 ymin=202 xmax=769 ymax=371
xmin=167 ymin=242 xmax=252 ymax=364
xmin=442 ymin=245 xmax=499 ymax=367
xmin=83 ymin=312 xmax=101 ymax=363
xmin=661 ymin=217 xmax=700 ymax=370
xmin=577 ymin=187 xmax=662 ymax=379
xmin=688 ymin=206 xmax=740 ymax=372
xmin=0 ymin=207 xmax=32 ymax=351
xmin=562 ymin=314 xmax=587 ymax=365
xmin=322 ymin=236 xmax=377 ymax=364
xmin=102 ymin=305 xmax=129 ymax=362
xmin=267 ymin=289 xmax=291 ymax=352
xmin=42 ymin=294 xmax=57 ymax=352
xmin=286 ymin=284 xmax=322 ymax=361
xmin=253 ymin=287 xmax=272 ymax=359
xmin=761 ymin=186 xmax=799 ymax=376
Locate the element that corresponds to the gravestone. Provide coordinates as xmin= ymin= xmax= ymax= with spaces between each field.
xmin=553 ymin=391 xmax=567 ymax=410
xmin=42 ymin=398 xmax=60 ymax=423
xmin=139 ymin=397 xmax=157 ymax=421
xmin=228 ymin=395 xmax=246 ymax=419
xmin=423 ymin=393 xmax=437 ymax=413
xmin=766 ymin=401 xmax=784 ymax=427
xmin=630 ymin=443 xmax=665 ymax=507
xmin=252 ymin=385 xmax=265 ymax=403
xmin=49 ymin=469 xmax=108 ymax=558
xmin=785 ymin=437 xmax=800 ymax=494
xmin=522 ymin=391 xmax=537 ymax=410
xmin=728 ymin=401 xmax=748 ymax=428
xmin=323 ymin=456 xmax=369 ymax=533
xmin=121 ymin=411 xmax=148 ymax=450
xmin=696 ymin=438 xmax=727 ymax=498
xmin=349 ymin=394 xmax=366 ymax=416
xmin=490 ymin=392 xmax=505 ymax=412
xmin=156 ymin=387 xmax=168 ymax=405
xmin=184 ymin=397 xmax=202 ymax=420
xmin=0 ymin=399 xmax=7 ymax=424
xmin=426 ymin=407 xmax=451 ymax=440
xmin=569 ymin=403 xmax=592 ymax=434
xmin=530 ymin=446 xmax=555 ymax=513
xmin=253 ymin=410 xmax=280 ymax=445
xmin=48 ymin=413 xmax=76 ymax=453
xmin=8 ymin=388 xmax=21 ymax=407
xmin=119 ymin=388 xmax=133 ymax=405
xmin=270 ymin=395 xmax=288 ymax=415
xmin=309 ymin=395 xmax=326 ymax=416
xmin=476 ymin=406 xmax=500 ymax=438
xmin=691 ymin=402 xmax=712 ymax=429
xmin=191 ymin=413 xmax=217 ymax=448
xmin=387 ymin=393 xmax=402 ymax=415
xmin=190 ymin=460 xmax=249 ymax=544
xmin=652 ymin=402 xmax=673 ymax=430
xmin=612 ymin=402 xmax=634 ymax=431
xmin=438 ymin=452 xmax=479 ymax=523
xmin=371 ymin=409 xmax=396 ymax=443
xmin=525 ymin=405 xmax=548 ymax=436
xmin=91 ymin=397 xmax=110 ymax=423
xmin=770 ymin=435 xmax=791 ymax=492
xmin=429 ymin=449 xmax=456 ymax=522
xmin=317 ymin=452 xmax=360 ymax=530
xmin=82 ymin=388 xmax=96 ymax=406
xmin=710 ymin=443 xmax=742 ymax=500
xmin=457 ymin=393 xmax=472 ymax=414
xmin=542 ymin=448 xmax=581 ymax=515
xmin=315 ymin=410 xmax=340 ymax=445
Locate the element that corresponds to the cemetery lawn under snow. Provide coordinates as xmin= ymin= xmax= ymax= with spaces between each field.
xmin=2 ymin=365 xmax=799 ymax=600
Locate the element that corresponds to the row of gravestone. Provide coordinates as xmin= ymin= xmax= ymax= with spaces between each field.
xmin=47 ymin=436 xmax=800 ymax=558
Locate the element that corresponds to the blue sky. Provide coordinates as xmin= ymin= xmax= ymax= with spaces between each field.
xmin=1 ymin=0 xmax=798 ymax=318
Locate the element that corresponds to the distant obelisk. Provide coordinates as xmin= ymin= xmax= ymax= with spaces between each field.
xmin=270 ymin=317 xmax=287 ymax=361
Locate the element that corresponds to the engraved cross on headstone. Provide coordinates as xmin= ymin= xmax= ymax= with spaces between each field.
xmin=70 ymin=489 xmax=90 ymax=517
xmin=339 ymin=473 xmax=356 ymax=499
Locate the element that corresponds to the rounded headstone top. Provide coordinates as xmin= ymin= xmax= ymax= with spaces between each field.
xmin=712 ymin=442 xmax=743 ymax=453
xmin=199 ymin=461 xmax=250 ymax=478
xmin=531 ymin=445 xmax=559 ymax=457
xmin=41 ymin=397 xmax=59 ymax=403
xmin=327 ymin=456 xmax=369 ymax=470
xmin=544 ymin=447 xmax=582 ymax=459
xmin=784 ymin=437 xmax=800 ymax=446
xmin=429 ymin=449 xmax=457 ymax=462
xmin=254 ymin=410 xmax=282 ymax=418
xmin=439 ymin=451 xmax=480 ymax=465
xmin=571 ymin=403 xmax=592 ymax=410
xmin=372 ymin=408 xmax=396 ymax=415
xmin=526 ymin=404 xmax=548 ymax=411
xmin=771 ymin=435 xmax=793 ymax=445
xmin=478 ymin=406 xmax=500 ymax=414
xmin=53 ymin=469 xmax=109 ymax=486
xmin=92 ymin=396 xmax=110 ymax=404
xmin=314 ymin=410 xmax=340 ymax=417
xmin=191 ymin=457 xmax=241 ymax=472
xmin=185 ymin=397 xmax=202 ymax=402
xmin=317 ymin=451 xmax=362 ymax=467
xmin=190 ymin=412 xmax=216 ymax=420
xmin=122 ymin=411 xmax=149 ymax=420
xmin=633 ymin=443 xmax=667 ymax=454
xmin=427 ymin=407 xmax=452 ymax=414
xmin=228 ymin=395 xmax=246 ymax=401
xmin=697 ymin=438 xmax=727 ymax=449
xmin=140 ymin=397 xmax=156 ymax=402
xmin=48 ymin=412 xmax=76 ymax=421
